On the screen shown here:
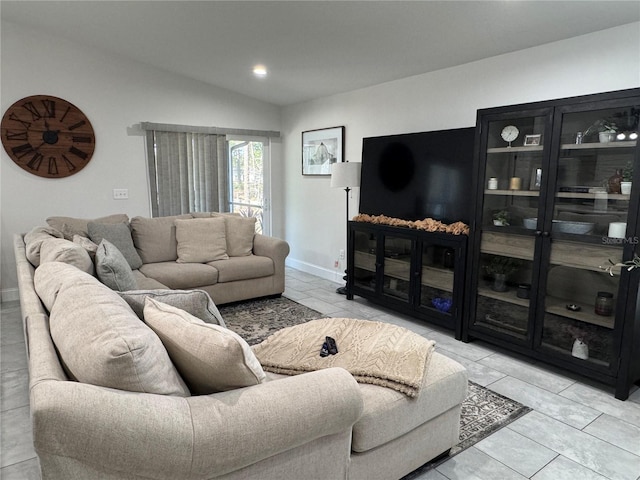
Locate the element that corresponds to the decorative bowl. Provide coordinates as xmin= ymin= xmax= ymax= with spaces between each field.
xmin=432 ymin=297 xmax=452 ymax=313
xmin=523 ymin=218 xmax=594 ymax=234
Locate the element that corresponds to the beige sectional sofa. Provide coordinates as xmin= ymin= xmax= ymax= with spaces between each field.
xmin=13 ymin=214 xmax=468 ymax=480
xmin=29 ymin=212 xmax=290 ymax=304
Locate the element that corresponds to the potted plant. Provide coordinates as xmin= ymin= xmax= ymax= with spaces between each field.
xmin=621 ymin=161 xmax=633 ymax=195
xmin=583 ymin=119 xmax=618 ymax=143
xmin=492 ymin=210 xmax=510 ymax=227
xmin=484 ymin=255 xmax=521 ymax=292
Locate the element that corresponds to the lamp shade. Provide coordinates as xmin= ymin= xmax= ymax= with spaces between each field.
xmin=331 ymin=162 xmax=361 ymax=188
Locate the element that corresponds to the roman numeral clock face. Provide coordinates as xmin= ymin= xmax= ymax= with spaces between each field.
xmin=1 ymin=95 xmax=95 ymax=178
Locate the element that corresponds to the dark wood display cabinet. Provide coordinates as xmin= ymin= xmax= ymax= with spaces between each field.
xmin=347 ymin=221 xmax=467 ymax=339
xmin=464 ymin=88 xmax=640 ymax=400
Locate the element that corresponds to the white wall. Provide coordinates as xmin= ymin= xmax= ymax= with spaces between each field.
xmin=1 ymin=21 xmax=281 ymax=300
xmin=281 ymin=23 xmax=640 ymax=282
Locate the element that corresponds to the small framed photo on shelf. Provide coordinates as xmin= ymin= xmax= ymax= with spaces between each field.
xmin=302 ymin=126 xmax=344 ymax=175
xmin=524 ymin=134 xmax=542 ymax=146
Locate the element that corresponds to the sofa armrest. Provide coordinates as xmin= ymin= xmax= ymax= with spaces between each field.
xmin=32 ymin=368 xmax=362 ymax=479
xmin=253 ymin=234 xmax=289 ymax=263
xmin=253 ymin=234 xmax=289 ymax=293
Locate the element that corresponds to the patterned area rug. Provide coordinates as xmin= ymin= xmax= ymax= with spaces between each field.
xmin=220 ymin=296 xmax=531 ymax=472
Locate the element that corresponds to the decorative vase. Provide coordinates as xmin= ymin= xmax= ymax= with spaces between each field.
xmin=571 ymin=339 xmax=589 ymax=360
xmin=608 ymin=169 xmax=623 ymax=194
xmin=621 ymin=181 xmax=632 ymax=195
xmin=492 ymin=273 xmax=507 ymax=292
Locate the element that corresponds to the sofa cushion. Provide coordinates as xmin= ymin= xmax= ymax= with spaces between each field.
xmin=130 ymin=214 xmax=193 ymax=264
xmin=222 ymin=215 xmax=256 ymax=257
xmin=138 ymin=262 xmax=219 ymax=289
xmin=95 ymin=239 xmax=138 ymax=291
xmin=143 ymin=297 xmax=265 ymax=394
xmin=88 ymin=221 xmax=143 ymax=269
xmin=40 ymin=238 xmax=94 ymax=275
xmin=33 ymin=262 xmax=190 ymax=396
xmin=24 ymin=226 xmax=64 ymax=266
xmin=132 ymin=270 xmax=169 ymax=290
xmin=351 ymin=352 xmax=467 ymax=452
xmin=119 ymin=289 xmax=225 ymax=326
xmin=46 ymin=213 xmax=129 ymax=240
xmin=175 ymin=217 xmax=228 ymax=263
xmin=208 ymin=255 xmax=274 ymax=283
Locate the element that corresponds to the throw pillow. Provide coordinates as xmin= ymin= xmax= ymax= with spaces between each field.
xmin=174 ymin=217 xmax=228 ymax=263
xmin=46 ymin=214 xmax=129 ymax=240
xmin=222 ymin=215 xmax=256 ymax=257
xmin=119 ymin=289 xmax=225 ymax=327
xmin=95 ymin=239 xmax=138 ymax=291
xmin=34 ymin=262 xmax=190 ymax=396
xmin=24 ymin=226 xmax=64 ymax=267
xmin=130 ymin=214 xmax=192 ymax=264
xmin=40 ymin=238 xmax=94 ymax=275
xmin=88 ymin=222 xmax=143 ymax=269
xmin=143 ymin=297 xmax=266 ymax=394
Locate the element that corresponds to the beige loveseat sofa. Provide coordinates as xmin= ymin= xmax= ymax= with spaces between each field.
xmin=27 ymin=212 xmax=289 ymax=305
xmin=14 ymin=218 xmax=468 ymax=480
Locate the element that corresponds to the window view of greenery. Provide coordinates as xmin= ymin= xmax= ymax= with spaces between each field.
xmin=229 ymin=140 xmax=264 ymax=233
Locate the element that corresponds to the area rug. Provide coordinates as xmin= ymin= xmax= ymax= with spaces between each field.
xmin=221 ymin=296 xmax=531 ymax=472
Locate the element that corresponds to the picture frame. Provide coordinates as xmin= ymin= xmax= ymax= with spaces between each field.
xmin=302 ymin=126 xmax=344 ymax=175
xmin=524 ymin=134 xmax=542 ymax=146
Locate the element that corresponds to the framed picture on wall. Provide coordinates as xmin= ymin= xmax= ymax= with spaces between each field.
xmin=302 ymin=126 xmax=344 ymax=175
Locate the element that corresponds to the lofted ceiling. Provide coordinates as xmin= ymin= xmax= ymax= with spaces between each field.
xmin=2 ymin=1 xmax=640 ymax=106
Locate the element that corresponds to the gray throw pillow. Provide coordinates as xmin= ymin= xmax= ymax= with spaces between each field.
xmin=88 ymin=222 xmax=143 ymax=269
xmin=95 ymin=239 xmax=138 ymax=291
xmin=119 ymin=289 xmax=225 ymax=327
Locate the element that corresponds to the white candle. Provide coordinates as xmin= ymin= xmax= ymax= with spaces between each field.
xmin=608 ymin=222 xmax=627 ymax=238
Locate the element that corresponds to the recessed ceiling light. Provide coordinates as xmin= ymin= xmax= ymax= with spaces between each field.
xmin=253 ymin=65 xmax=268 ymax=77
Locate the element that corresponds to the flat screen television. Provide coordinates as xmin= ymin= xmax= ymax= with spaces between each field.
xmin=358 ymin=127 xmax=476 ymax=224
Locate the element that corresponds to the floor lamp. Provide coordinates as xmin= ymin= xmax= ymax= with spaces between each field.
xmin=331 ymin=161 xmax=361 ymax=295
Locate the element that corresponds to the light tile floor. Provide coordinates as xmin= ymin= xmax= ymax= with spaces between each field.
xmin=1 ymin=267 xmax=639 ymax=479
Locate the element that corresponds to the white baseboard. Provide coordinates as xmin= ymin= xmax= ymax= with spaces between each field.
xmin=286 ymin=258 xmax=344 ymax=285
xmin=1 ymin=288 xmax=20 ymax=304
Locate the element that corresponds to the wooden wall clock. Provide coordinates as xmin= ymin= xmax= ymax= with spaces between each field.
xmin=1 ymin=95 xmax=95 ymax=178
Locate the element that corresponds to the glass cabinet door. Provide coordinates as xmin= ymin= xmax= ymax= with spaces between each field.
xmin=472 ymin=110 xmax=552 ymax=343
xmin=537 ymin=101 xmax=638 ymax=370
xmin=381 ymin=235 xmax=413 ymax=301
xmin=417 ymin=242 xmax=455 ymax=317
xmin=352 ymin=229 xmax=378 ymax=294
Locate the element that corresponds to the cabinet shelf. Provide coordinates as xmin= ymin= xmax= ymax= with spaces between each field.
xmin=487 ymin=145 xmax=544 ymax=153
xmin=541 ymin=343 xmax=609 ymax=367
xmin=544 ymin=296 xmax=615 ymax=329
xmin=555 ymin=191 xmax=630 ymax=200
xmin=477 ymin=286 xmax=530 ymax=307
xmin=560 ymin=141 xmax=636 ymax=150
xmin=484 ymin=189 xmax=540 ymax=197
xmin=421 ymin=266 xmax=454 ymax=292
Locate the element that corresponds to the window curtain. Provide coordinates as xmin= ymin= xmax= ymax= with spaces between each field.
xmin=146 ymin=130 xmax=228 ymax=217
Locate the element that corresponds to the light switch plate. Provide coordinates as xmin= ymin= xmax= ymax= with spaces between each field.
xmin=113 ymin=189 xmax=129 ymax=200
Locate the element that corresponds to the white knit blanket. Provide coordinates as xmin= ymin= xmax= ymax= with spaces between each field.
xmin=252 ymin=318 xmax=435 ymax=397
